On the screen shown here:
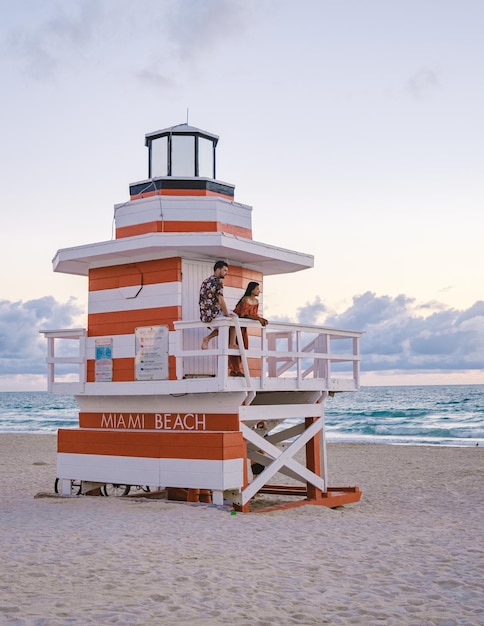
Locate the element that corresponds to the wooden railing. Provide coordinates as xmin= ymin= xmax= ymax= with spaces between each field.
xmin=41 ymin=320 xmax=361 ymax=395
xmin=174 ymin=318 xmax=361 ymax=392
xmin=41 ymin=328 xmax=87 ymax=394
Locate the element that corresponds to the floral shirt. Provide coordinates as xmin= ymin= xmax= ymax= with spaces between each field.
xmin=199 ymin=275 xmax=224 ymax=323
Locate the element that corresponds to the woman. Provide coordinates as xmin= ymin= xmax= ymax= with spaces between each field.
xmin=229 ymin=281 xmax=268 ymax=377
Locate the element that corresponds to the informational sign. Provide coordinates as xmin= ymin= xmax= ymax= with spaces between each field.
xmin=95 ymin=338 xmax=113 ymax=382
xmin=135 ymin=325 xmax=169 ymax=380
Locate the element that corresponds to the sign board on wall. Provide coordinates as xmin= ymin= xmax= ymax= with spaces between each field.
xmin=135 ymin=325 xmax=169 ymax=380
xmin=95 ymin=338 xmax=113 ymax=382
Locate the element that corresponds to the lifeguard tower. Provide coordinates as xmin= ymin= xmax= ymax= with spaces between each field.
xmin=43 ymin=122 xmax=362 ymax=512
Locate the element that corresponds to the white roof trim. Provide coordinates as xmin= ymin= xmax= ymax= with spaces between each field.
xmin=52 ymin=232 xmax=314 ymax=277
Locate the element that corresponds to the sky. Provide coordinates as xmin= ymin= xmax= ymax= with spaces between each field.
xmin=0 ymin=0 xmax=483 ymax=390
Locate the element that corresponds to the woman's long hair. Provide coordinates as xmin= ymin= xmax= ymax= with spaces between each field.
xmin=236 ymin=281 xmax=259 ymax=306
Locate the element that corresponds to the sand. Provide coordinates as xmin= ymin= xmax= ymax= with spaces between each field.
xmin=0 ymin=434 xmax=482 ymax=625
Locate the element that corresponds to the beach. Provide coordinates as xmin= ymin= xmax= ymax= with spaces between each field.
xmin=1 ymin=434 xmax=482 ymax=625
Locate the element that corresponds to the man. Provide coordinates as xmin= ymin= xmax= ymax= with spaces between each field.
xmin=199 ymin=260 xmax=235 ymax=349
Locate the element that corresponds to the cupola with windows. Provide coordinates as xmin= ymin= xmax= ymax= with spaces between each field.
xmin=129 ymin=123 xmax=234 ymax=201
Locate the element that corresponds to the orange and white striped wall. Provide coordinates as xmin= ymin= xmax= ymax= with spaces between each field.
xmin=86 ymin=257 xmax=263 ymax=382
xmin=114 ymin=195 xmax=253 ymax=240
xmin=57 ymin=429 xmax=246 ymax=501
xmin=58 ymin=395 xmax=248 ymax=504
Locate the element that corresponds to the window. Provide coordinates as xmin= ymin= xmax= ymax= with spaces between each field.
xmin=198 ymin=137 xmax=214 ymax=178
xmin=171 ymin=135 xmax=195 ymax=176
xmin=151 ymin=136 xmax=168 ymax=177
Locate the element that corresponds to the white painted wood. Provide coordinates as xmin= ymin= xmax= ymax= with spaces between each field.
xmin=240 ymin=419 xmax=325 ymax=504
xmin=57 ymin=453 xmax=160 ymax=486
xmin=52 ymin=232 xmax=314 ymax=277
xmin=78 ymin=377 xmax=358 ymax=395
xmin=85 ymin=334 xmax=136 ymax=360
xmin=180 ymin=261 xmax=243 ymax=378
xmin=44 ymin=319 xmax=361 ymax=395
xmin=41 ymin=329 xmax=87 ymax=393
xmin=212 ymin=490 xmax=224 ymax=506
xmin=320 ymin=413 xmax=328 ymax=488
xmin=264 ymin=423 xmax=306 ymax=444
xmin=160 ymin=460 xmax=243 ymax=490
xmin=114 ymin=196 xmax=253 ymax=231
xmin=57 ymin=454 xmax=244 ymax=491
xmin=182 ymin=259 xmax=215 ymax=376
xmin=88 ymin=282 xmax=181 ymax=314
xmin=75 ymin=391 xmax=247 ymax=412
xmin=242 ymin=419 xmax=324 ymax=485
xmin=60 ymin=479 xmax=72 ymax=496
xmin=51 ymin=382 xmax=84 ymax=395
xmin=41 ymin=328 xmax=86 ymax=339
xmin=239 ymin=404 xmax=322 ymax=421
xmin=247 ymin=448 xmax=303 ymax=483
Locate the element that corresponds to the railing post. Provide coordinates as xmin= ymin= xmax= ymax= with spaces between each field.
xmin=327 ymin=335 xmax=332 ymax=381
xmin=314 ymin=332 xmax=328 ymax=379
xmin=46 ymin=336 xmax=55 ymax=393
xmin=79 ymin=332 xmax=87 ymax=387
xmin=217 ymin=324 xmax=229 ymax=384
xmin=320 ymin=404 xmax=328 ymax=489
xmin=260 ymin=326 xmax=268 ymax=388
xmin=175 ymin=325 xmax=184 ymax=380
xmin=296 ymin=329 xmax=302 ymax=388
xmin=353 ymin=336 xmax=360 ymax=387
xmin=267 ymin=332 xmax=276 ymax=377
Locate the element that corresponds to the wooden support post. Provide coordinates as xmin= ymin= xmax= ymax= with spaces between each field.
xmin=212 ymin=490 xmax=224 ymax=506
xmin=187 ymin=488 xmax=200 ymax=502
xmin=60 ymin=479 xmax=71 ymax=496
xmin=198 ymin=489 xmax=212 ymax=503
xmin=235 ymin=446 xmax=251 ymax=513
xmin=305 ymin=416 xmax=323 ymax=500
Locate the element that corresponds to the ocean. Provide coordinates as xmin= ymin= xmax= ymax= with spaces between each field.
xmin=0 ymin=385 xmax=483 ymax=447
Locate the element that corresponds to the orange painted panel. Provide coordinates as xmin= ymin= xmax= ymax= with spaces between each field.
xmin=87 ymin=355 xmax=177 ymax=382
xmin=130 ymin=189 xmax=234 ymax=201
xmin=99 ymin=357 xmax=133 ymax=383
xmin=89 ymin=259 xmax=182 ymax=292
xmin=97 ymin=359 xmax=261 ymax=382
xmin=79 ymin=412 xmax=240 ymax=431
xmin=168 ymin=355 xmax=177 ymax=380
xmin=112 ymin=358 xmax=135 ymax=382
xmin=59 ymin=428 xmax=243 ymax=447
xmin=88 ymin=261 xmax=261 ymax=293
xmin=114 ymin=357 xmax=179 ymax=382
xmin=57 ymin=429 xmax=245 ymax=460
xmin=227 ymin=266 xmax=262 ymax=282
xmin=223 ymin=267 xmax=262 ymax=290
xmin=116 ymin=221 xmax=252 ymax=240
xmin=88 ymin=306 xmax=180 ymax=336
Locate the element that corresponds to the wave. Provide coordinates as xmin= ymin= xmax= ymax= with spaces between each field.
xmin=1 ymin=385 xmax=483 ymax=446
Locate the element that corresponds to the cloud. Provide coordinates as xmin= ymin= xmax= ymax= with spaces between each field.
xmin=135 ymin=69 xmax=178 ymax=91
xmin=299 ymin=291 xmax=484 ymax=373
xmin=406 ymin=68 xmax=440 ymax=99
xmin=4 ymin=0 xmax=257 ymax=93
xmin=0 ymin=297 xmax=82 ymax=375
xmin=295 ymin=295 xmax=327 ymax=325
xmin=6 ymin=1 xmax=100 ymax=79
xmin=134 ymin=0 xmax=257 ymax=91
xmin=1 ymin=292 xmax=482 ymax=382
xmin=165 ymin=0 xmax=252 ymax=61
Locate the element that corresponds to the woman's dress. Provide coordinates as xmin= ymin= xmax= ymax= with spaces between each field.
xmin=228 ymin=300 xmax=261 ymax=375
